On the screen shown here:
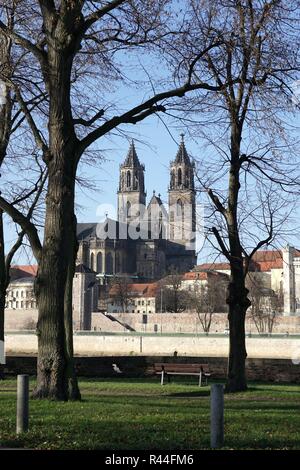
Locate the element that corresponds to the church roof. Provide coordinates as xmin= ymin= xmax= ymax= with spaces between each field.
xmin=10 ymin=276 xmax=35 ymax=285
xmin=77 ymin=223 xmax=98 ymax=240
xmin=75 ymin=264 xmax=95 ymax=274
xmin=148 ymin=191 xmax=164 ymax=207
xmin=123 ymin=140 xmax=141 ymax=167
xmin=147 ymin=191 xmax=167 ymax=216
xmin=174 ymin=135 xmax=191 ymax=165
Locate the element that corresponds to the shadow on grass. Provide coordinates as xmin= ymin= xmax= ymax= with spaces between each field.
xmin=167 ymin=390 xmax=210 ymax=398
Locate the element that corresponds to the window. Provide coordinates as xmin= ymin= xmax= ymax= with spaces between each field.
xmin=90 ymin=252 xmax=94 ymax=271
xmin=126 ymin=201 xmax=131 ymax=217
xmin=148 ymin=300 xmax=150 ymax=305
xmin=21 ymin=301 xmax=24 ymax=308
xmin=126 ymin=170 xmax=131 ymax=187
xmin=178 ymin=168 xmax=182 ymax=185
xmin=105 ymin=252 xmax=114 ymax=274
xmin=16 ymin=291 xmax=19 ymax=298
xmin=16 ymin=301 xmax=19 ymax=308
xmin=97 ymin=252 xmax=102 ymax=272
xmin=21 ymin=291 xmax=24 ymax=298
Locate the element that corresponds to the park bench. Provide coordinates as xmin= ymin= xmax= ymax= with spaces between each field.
xmin=154 ymin=363 xmax=212 ymax=387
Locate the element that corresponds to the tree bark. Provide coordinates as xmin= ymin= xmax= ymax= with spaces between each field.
xmin=225 ymin=123 xmax=251 ymax=392
xmin=32 ymin=39 xmax=80 ymax=399
xmin=64 ymin=212 xmax=81 ymax=401
xmin=33 ymin=160 xmax=77 ymax=400
xmin=226 ymin=266 xmax=250 ymax=392
xmin=0 ymin=211 xmax=6 ymax=379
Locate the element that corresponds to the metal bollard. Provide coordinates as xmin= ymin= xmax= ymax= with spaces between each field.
xmin=210 ymin=383 xmax=224 ymax=448
xmin=16 ymin=374 xmax=29 ymax=434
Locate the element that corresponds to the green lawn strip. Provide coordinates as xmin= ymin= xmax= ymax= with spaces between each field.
xmin=0 ymin=378 xmax=299 ymax=450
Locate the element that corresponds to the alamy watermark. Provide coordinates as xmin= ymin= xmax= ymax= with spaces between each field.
xmin=95 ymin=201 xmax=205 ymax=253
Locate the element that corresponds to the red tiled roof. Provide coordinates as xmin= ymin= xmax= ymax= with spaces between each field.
xmin=183 ymin=272 xmax=208 ymax=280
xmin=10 ymin=265 xmax=38 ymax=280
xmin=251 ymin=250 xmax=283 ymax=271
xmin=109 ymin=282 xmax=158 ymax=298
xmin=194 ymin=249 xmax=292 ymax=273
xmin=194 ymin=262 xmax=230 ymax=272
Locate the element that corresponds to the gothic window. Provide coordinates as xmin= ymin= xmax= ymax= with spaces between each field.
xmin=90 ymin=252 xmax=94 ymax=271
xmin=97 ymin=252 xmax=102 ymax=273
xmin=176 ymin=199 xmax=183 ymax=217
xmin=185 ymin=169 xmax=189 ymax=187
xmin=134 ymin=170 xmax=138 ymax=190
xmin=126 ymin=170 xmax=131 ymax=187
xmin=127 ymin=201 xmax=131 ymax=217
xmin=106 ymin=252 xmax=114 ymax=274
xmin=178 ymin=168 xmax=182 ymax=186
xmin=171 ymin=170 xmax=175 ymax=189
xmin=177 ymin=199 xmax=184 ymax=238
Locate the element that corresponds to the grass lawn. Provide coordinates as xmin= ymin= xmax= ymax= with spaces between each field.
xmin=0 ymin=377 xmax=300 ymax=450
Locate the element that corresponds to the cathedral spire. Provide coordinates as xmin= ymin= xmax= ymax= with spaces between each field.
xmin=118 ymin=140 xmax=146 ymax=224
xmin=170 ymin=135 xmax=194 ymax=190
xmin=123 ymin=140 xmax=141 ymax=167
xmin=174 ymin=133 xmax=191 ymax=165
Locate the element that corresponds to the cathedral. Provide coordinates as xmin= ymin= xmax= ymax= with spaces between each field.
xmin=76 ymin=136 xmax=197 ymax=281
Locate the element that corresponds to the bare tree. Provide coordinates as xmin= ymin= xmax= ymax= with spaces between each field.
xmin=159 ymin=269 xmax=191 ymax=313
xmin=0 ymin=0 xmax=238 ymax=399
xmin=109 ymin=275 xmax=133 ymax=312
xmin=0 ymin=0 xmax=47 ymax=378
xmin=193 ymin=275 xmax=228 ymax=334
xmin=247 ymin=274 xmax=282 ymax=334
xmin=164 ymin=0 xmax=300 ymax=391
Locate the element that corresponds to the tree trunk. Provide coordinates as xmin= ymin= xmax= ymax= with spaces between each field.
xmin=0 ymin=211 xmax=5 ymax=379
xmin=226 ymin=272 xmax=250 ymax=392
xmin=64 ymin=212 xmax=81 ymax=401
xmin=225 ymin=123 xmax=251 ymax=392
xmin=33 ymin=162 xmax=77 ymax=400
xmin=32 ymin=31 xmax=81 ymax=399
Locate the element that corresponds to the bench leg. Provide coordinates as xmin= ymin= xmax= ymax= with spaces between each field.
xmin=161 ymin=370 xmax=164 ymax=386
xmin=199 ymin=371 xmax=202 ymax=387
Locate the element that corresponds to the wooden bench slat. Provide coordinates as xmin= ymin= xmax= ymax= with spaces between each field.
xmin=153 ymin=362 xmax=212 ymax=387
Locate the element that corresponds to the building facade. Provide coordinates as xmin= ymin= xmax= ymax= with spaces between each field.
xmin=194 ymin=247 xmax=300 ymax=316
xmin=77 ymin=137 xmax=197 ymax=281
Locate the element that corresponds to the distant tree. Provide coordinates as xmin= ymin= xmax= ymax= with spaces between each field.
xmin=110 ymin=275 xmax=133 ymax=312
xmin=159 ymin=269 xmax=191 ymax=313
xmin=193 ymin=275 xmax=228 ymax=334
xmin=247 ymin=274 xmax=282 ymax=334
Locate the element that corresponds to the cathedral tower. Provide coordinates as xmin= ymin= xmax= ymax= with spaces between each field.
xmin=168 ymin=135 xmax=196 ymax=248
xmin=118 ymin=141 xmax=146 ymax=225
